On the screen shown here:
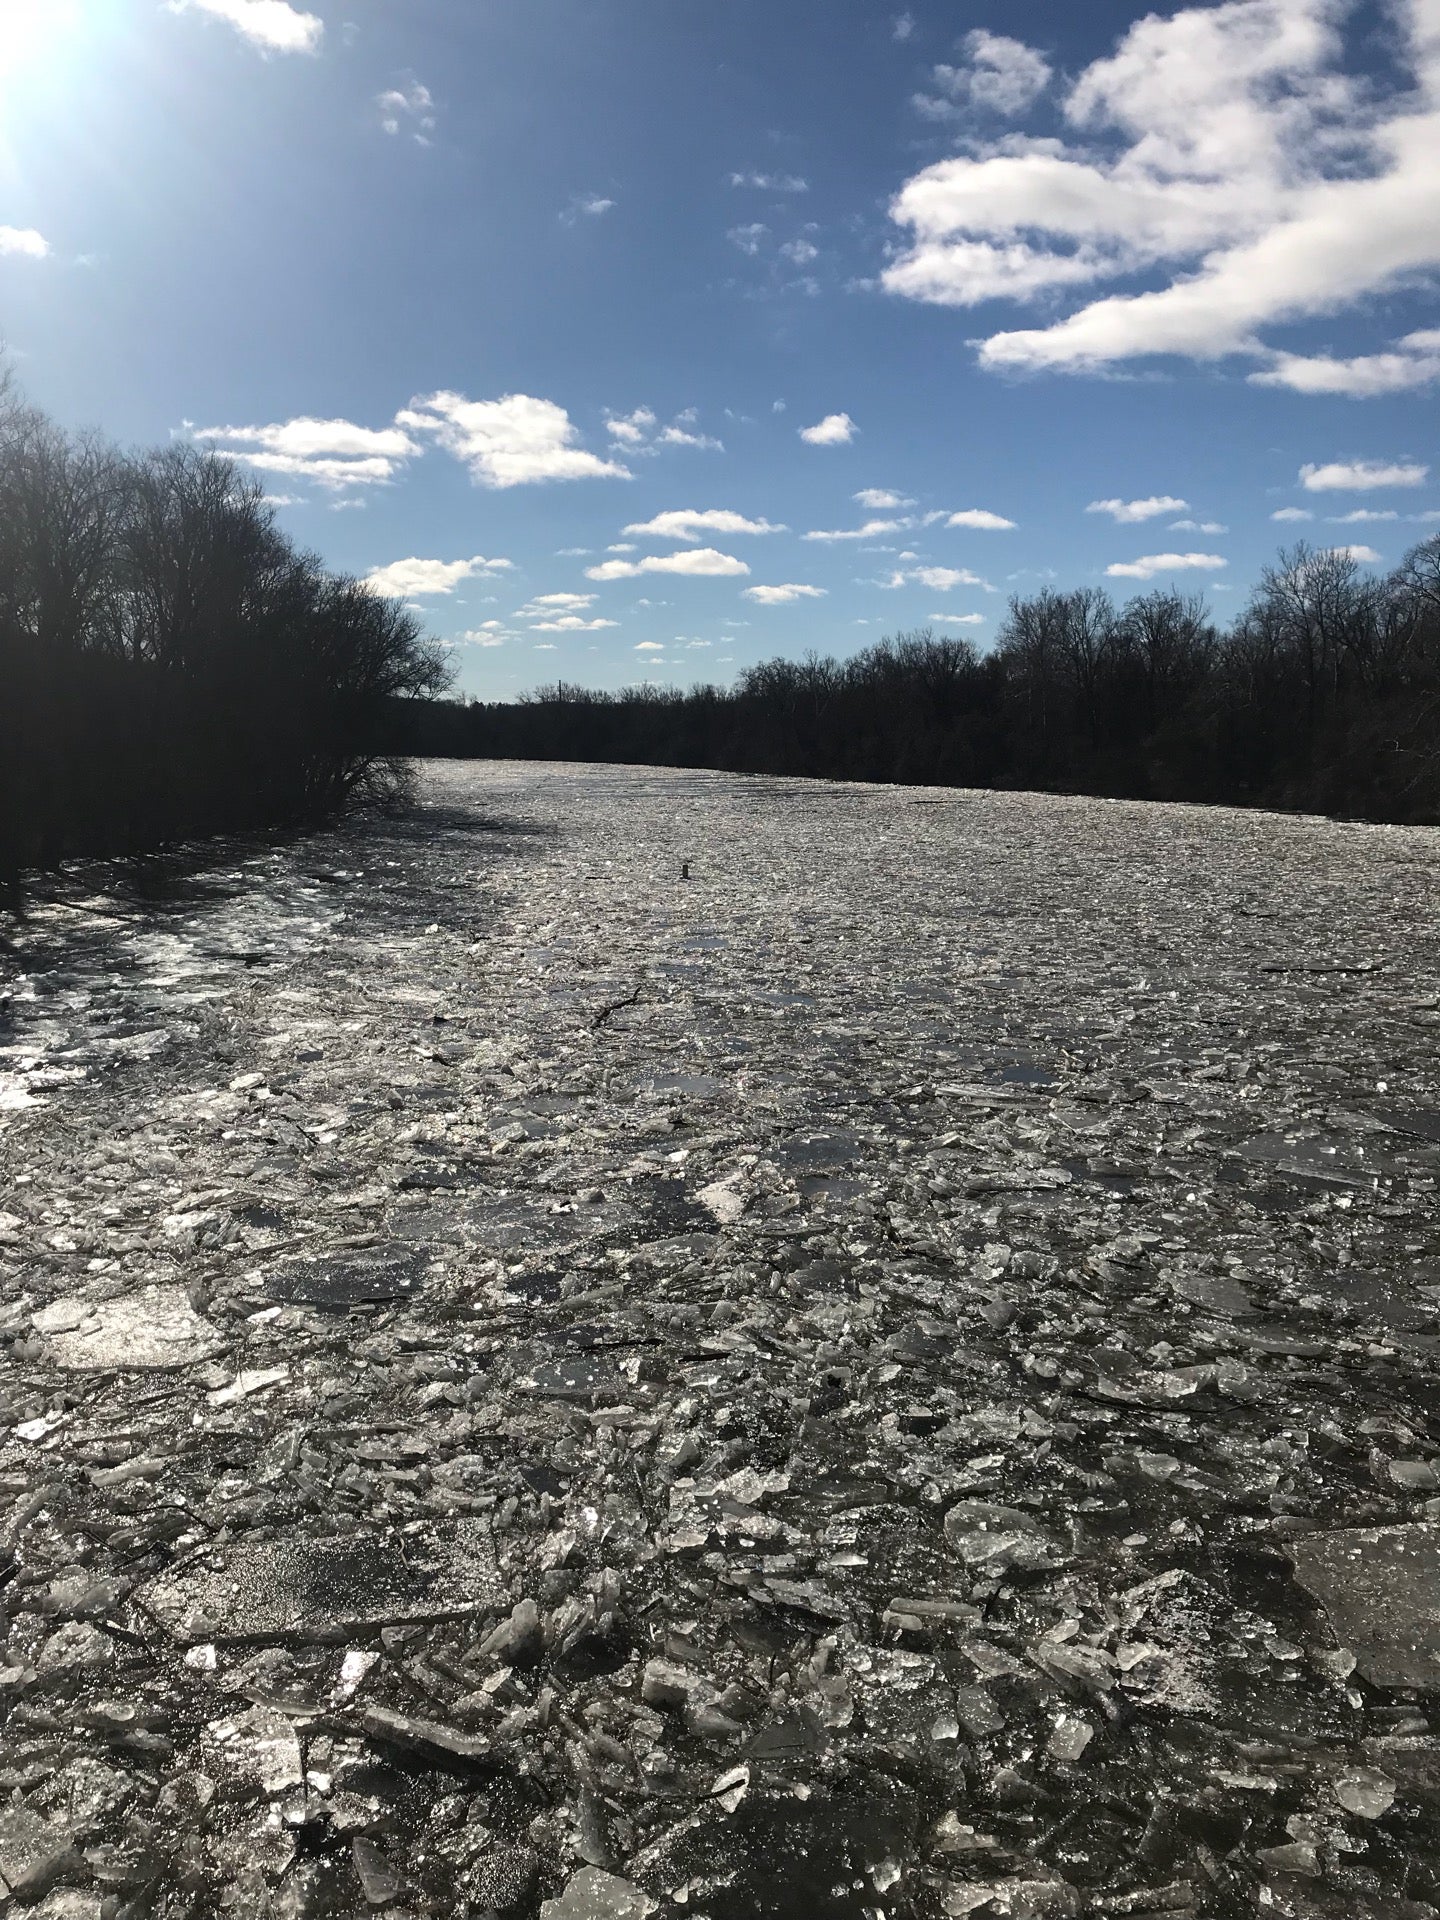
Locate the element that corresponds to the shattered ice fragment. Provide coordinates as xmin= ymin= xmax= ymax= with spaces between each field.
xmin=540 ymin=1867 xmax=657 ymax=1919
xmin=32 ymin=1286 xmax=224 ymax=1370
xmin=1334 ymin=1769 xmax=1396 ymax=1819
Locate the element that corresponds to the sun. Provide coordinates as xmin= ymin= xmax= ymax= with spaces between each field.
xmin=0 ymin=0 xmax=84 ymax=84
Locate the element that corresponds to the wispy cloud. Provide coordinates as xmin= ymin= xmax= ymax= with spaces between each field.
xmin=623 ymin=509 xmax=785 ymax=541
xmin=604 ymin=407 xmax=723 ymax=454
xmin=192 ymin=417 xmax=419 ymax=490
xmin=377 ymin=79 xmax=436 ymax=142
xmin=1086 ymin=495 xmax=1188 ymax=523
xmin=1168 ymin=518 xmax=1227 ymax=533
xmin=1271 ymin=507 xmax=1314 ymax=522
xmin=855 ymin=488 xmax=915 ymax=510
xmin=893 ymin=13 xmax=916 ymax=42
xmin=800 ymin=412 xmax=857 ymax=446
xmin=586 ymin=549 xmax=750 ymax=582
xmin=728 ymin=223 xmax=770 ymax=256
xmin=397 ymin=392 xmax=630 ymax=487
xmin=728 ymin=172 xmax=809 ymax=192
xmin=803 ymin=519 xmax=906 ymax=543
xmin=929 ymin=612 xmax=986 ymax=625
xmin=363 ymin=554 xmax=512 ymax=597
xmin=1105 ymin=551 xmax=1227 ymax=580
xmin=168 ymin=0 xmax=322 ymax=55
xmin=1299 ymin=459 xmax=1428 ymax=492
xmin=743 ymin=583 xmax=828 ymax=605
xmin=562 ymin=193 xmax=616 ymax=225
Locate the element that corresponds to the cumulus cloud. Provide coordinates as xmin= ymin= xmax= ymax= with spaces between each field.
xmin=800 ymin=412 xmax=857 ymax=446
xmin=521 ymin=593 xmax=596 ymax=611
xmin=1251 ymin=329 xmax=1440 ymax=395
xmin=803 ymin=519 xmax=907 ymax=543
xmin=397 ymin=392 xmax=630 ymax=487
xmin=884 ymin=0 xmax=1440 ymax=383
xmin=1299 ymin=459 xmax=1428 ymax=491
xmin=729 ymin=172 xmax=808 ymax=192
xmin=586 ymin=549 xmax=750 ymax=582
xmin=855 ymin=488 xmax=915 ymax=509
xmin=914 ymin=31 xmax=1052 ymax=119
xmin=743 ymin=583 xmax=828 ymax=604
xmin=193 ymin=417 xmax=419 ymax=490
xmin=893 ymin=12 xmax=916 ymax=41
xmin=1086 ymin=495 xmax=1188 ymax=523
xmin=168 ymin=0 xmax=322 ymax=54
xmin=1169 ymin=518 xmax=1228 ymax=532
xmin=1328 ymin=508 xmax=1398 ymax=523
xmin=363 ymin=554 xmax=512 ymax=598
xmin=1327 ymin=543 xmax=1383 ymax=562
xmin=930 ymin=612 xmax=987 ymax=625
xmin=456 ymin=626 xmax=510 ymax=648
xmin=635 ymin=641 xmax=666 ymax=652
xmin=0 ymin=227 xmax=49 ymax=259
xmin=883 ymin=565 xmax=992 ymax=591
xmin=622 ymin=509 xmax=785 ymax=541
xmin=377 ymin=79 xmax=435 ymax=140
xmin=1105 ymin=551 xmax=1227 ymax=579
xmin=1271 ymin=507 xmax=1314 ymax=521
xmin=945 ymin=508 xmax=1017 ymax=530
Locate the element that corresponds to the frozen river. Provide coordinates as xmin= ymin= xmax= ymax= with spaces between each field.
xmin=3 ymin=760 xmax=1440 ymax=1917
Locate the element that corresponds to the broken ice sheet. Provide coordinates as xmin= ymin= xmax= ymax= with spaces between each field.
xmin=1288 ymin=1525 xmax=1440 ymax=1689
xmin=139 ymin=1520 xmax=500 ymax=1642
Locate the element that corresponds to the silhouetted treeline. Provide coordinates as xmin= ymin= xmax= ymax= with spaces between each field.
xmin=390 ymin=539 xmax=1440 ymax=822
xmin=0 ymin=386 xmax=448 ymax=906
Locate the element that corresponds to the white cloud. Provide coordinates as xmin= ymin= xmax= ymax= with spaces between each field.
xmin=522 ymin=592 xmax=595 ymax=611
xmin=945 ymin=508 xmax=1017 ymax=530
xmin=1271 ymin=507 xmax=1314 ymax=521
xmin=168 ymin=0 xmax=322 ymax=54
xmin=728 ymin=223 xmax=770 ymax=255
xmin=855 ymin=488 xmax=915 ymax=509
xmin=803 ymin=519 xmax=906 ymax=542
xmin=915 ymin=31 xmax=1052 ymax=119
xmin=1086 ymin=495 xmax=1188 ymax=523
xmin=193 ymin=416 xmax=419 ymax=489
xmin=635 ymin=641 xmax=665 ymax=651
xmin=1105 ymin=551 xmax=1227 ymax=580
xmin=604 ymin=408 xmax=723 ymax=454
xmin=586 ymin=549 xmax=751 ymax=582
xmin=623 ymin=509 xmax=785 ymax=541
xmin=885 ymin=0 xmax=1440 ymax=383
xmin=780 ymin=238 xmax=820 ymax=266
xmin=377 ymin=79 xmax=435 ymax=139
xmin=607 ymin=543 xmax=637 ymax=554
xmin=1326 ymin=543 xmax=1383 ymax=562
xmin=743 ymin=583 xmax=828 ymax=605
xmin=929 ymin=612 xmax=987 ymax=625
xmin=729 ymin=172 xmax=808 ymax=192
xmin=893 ymin=12 xmax=916 ymax=41
xmin=0 ymin=227 xmax=49 ymax=259
xmin=884 ymin=565 xmax=992 ymax=591
xmin=363 ymin=555 xmax=512 ymax=598
xmin=800 ymin=412 xmax=857 ymax=446
xmin=1168 ymin=518 xmax=1228 ymax=532
xmin=397 ymin=391 xmax=630 ymax=487
xmin=1251 ymin=329 xmax=1440 ymax=395
xmin=562 ymin=193 xmax=615 ymax=224
xmin=530 ymin=615 xmax=620 ymax=632
xmin=1328 ymin=508 xmax=1398 ymax=523
xmin=1299 ymin=459 xmax=1428 ymax=491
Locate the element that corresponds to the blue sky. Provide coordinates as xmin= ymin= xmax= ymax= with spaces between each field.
xmin=3 ymin=0 xmax=1438 ymax=696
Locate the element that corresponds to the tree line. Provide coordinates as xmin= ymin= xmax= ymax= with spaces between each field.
xmin=0 ymin=384 xmax=448 ymax=908
xmin=391 ymin=538 xmax=1440 ymax=823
